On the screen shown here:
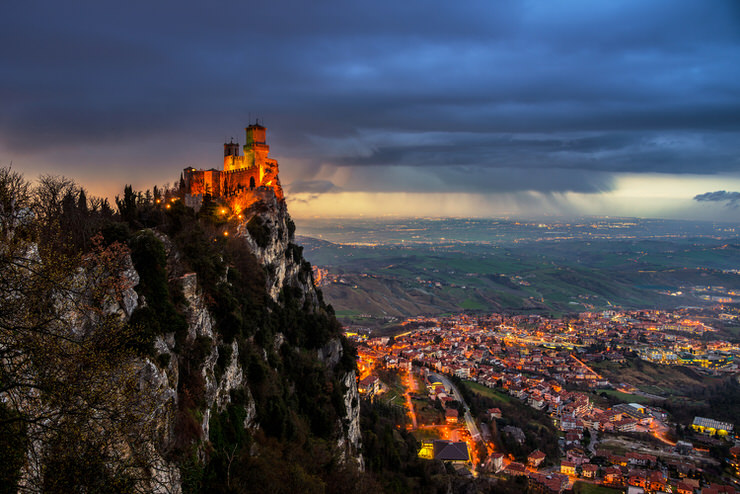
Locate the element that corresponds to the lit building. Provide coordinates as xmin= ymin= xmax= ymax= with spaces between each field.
xmin=181 ymin=122 xmax=284 ymax=211
xmin=560 ymin=461 xmax=575 ymax=476
xmin=691 ymin=416 xmax=734 ymax=437
xmin=528 ymin=450 xmax=546 ymax=469
xmin=432 ymin=440 xmax=469 ymax=463
xmin=418 ymin=440 xmax=434 ymax=460
xmin=358 ymin=375 xmax=381 ymax=397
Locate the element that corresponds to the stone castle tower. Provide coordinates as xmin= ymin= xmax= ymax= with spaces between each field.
xmin=182 ymin=123 xmax=284 ymax=207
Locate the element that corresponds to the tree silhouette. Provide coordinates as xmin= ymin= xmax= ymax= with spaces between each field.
xmin=1 ymin=168 xmax=167 ymax=492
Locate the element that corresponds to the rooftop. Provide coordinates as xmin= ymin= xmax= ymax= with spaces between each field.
xmin=693 ymin=416 xmax=734 ymax=431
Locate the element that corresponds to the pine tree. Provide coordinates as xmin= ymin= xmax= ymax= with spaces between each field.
xmin=77 ymin=188 xmax=88 ymax=213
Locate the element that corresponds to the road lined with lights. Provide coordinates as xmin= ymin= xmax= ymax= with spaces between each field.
xmin=402 ymin=371 xmax=418 ymax=429
xmin=431 ymin=374 xmax=481 ymax=441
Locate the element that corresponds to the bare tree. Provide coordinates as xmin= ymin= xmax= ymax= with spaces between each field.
xmin=32 ymin=174 xmax=76 ymax=228
xmin=1 ymin=167 xmax=171 ymax=492
xmin=0 ymin=166 xmax=31 ymax=240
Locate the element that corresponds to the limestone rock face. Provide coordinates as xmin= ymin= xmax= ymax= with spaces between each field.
xmin=235 ymin=198 xmax=362 ymax=466
xmin=340 ymin=370 xmax=364 ymax=469
xmin=180 ymin=272 xmax=215 ymax=340
xmin=110 ymin=258 xmax=185 ymax=493
xmin=214 ymin=340 xmax=245 ymax=410
xmin=171 ymin=271 xmax=257 ymax=435
xmin=112 ymin=256 xmax=140 ymax=319
xmin=318 ymin=337 xmax=343 ymax=369
xmin=11 ymin=194 xmax=361 ymax=493
xmin=135 ymin=359 xmax=182 ymax=494
xmin=236 ymin=195 xmax=317 ymax=307
xmin=315 ymin=337 xmax=362 ymax=466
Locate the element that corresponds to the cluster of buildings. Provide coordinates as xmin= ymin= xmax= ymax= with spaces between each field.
xmin=355 ymin=310 xmax=737 ymax=389
xmin=557 ymin=448 xmax=740 ymax=494
xmin=352 ymin=308 xmax=740 ymax=492
xmin=491 ymin=447 xmax=739 ymax=494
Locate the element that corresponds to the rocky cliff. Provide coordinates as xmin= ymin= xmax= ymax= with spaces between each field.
xmin=0 ymin=173 xmax=362 ymax=493
xmin=137 ymin=192 xmax=364 ymax=492
xmin=234 ymin=195 xmax=362 ymax=462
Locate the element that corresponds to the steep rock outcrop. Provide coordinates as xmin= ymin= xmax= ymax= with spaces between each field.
xmin=4 ymin=189 xmax=361 ymax=493
xmin=175 ymin=271 xmax=256 ymax=439
xmin=236 ymin=195 xmax=317 ymax=306
xmin=340 ymin=369 xmax=363 ymax=467
xmin=234 ymin=194 xmax=361 ymax=464
xmin=139 ymin=192 xmax=361 ymax=490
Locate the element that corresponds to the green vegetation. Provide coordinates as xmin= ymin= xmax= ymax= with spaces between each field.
xmin=0 ymin=404 xmax=26 ymax=494
xmin=460 ymin=297 xmax=486 ymax=310
xmin=376 ymin=367 xmax=409 ymax=408
xmin=412 ymin=398 xmax=444 ymax=426
xmin=300 ymin=230 xmax=740 ymax=321
xmin=128 ymin=229 xmax=189 ymax=352
xmin=334 ymin=309 xmax=364 ymax=317
xmin=598 ymin=389 xmax=654 ymax=405
xmin=246 ymin=215 xmax=270 ymax=248
xmin=591 ymin=357 xmax=717 ymax=394
xmin=663 ymin=376 xmax=740 ymax=426
xmin=411 ymin=427 xmax=443 ymax=442
xmin=462 ymin=381 xmax=514 ymax=405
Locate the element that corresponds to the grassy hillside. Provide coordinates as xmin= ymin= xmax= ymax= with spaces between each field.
xmin=591 ymin=357 xmax=740 ymax=425
xmin=300 ymin=236 xmax=740 ymax=323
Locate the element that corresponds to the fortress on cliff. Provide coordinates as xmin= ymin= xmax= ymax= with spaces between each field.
xmin=181 ymin=123 xmax=284 ymax=211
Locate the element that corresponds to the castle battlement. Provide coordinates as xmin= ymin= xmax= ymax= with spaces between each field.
xmin=181 ymin=123 xmax=284 ymax=211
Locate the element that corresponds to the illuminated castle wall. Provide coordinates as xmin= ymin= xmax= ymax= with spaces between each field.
xmin=182 ymin=123 xmax=284 ymax=205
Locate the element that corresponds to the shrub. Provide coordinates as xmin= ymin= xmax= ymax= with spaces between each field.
xmin=247 ymin=216 xmax=270 ymax=249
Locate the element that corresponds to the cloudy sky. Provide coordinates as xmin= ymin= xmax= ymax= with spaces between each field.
xmin=2 ymin=0 xmax=739 ymax=220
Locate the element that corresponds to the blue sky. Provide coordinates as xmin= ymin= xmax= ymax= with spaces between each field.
xmin=1 ymin=0 xmax=739 ymax=219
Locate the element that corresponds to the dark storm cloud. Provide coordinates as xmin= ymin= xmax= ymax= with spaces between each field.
xmin=1 ymin=0 xmax=739 ymax=195
xmin=334 ymin=165 xmax=614 ymax=195
xmin=329 ymin=131 xmax=738 ymax=174
xmin=287 ymin=180 xmax=337 ymax=195
xmin=694 ymin=191 xmax=740 ymax=208
xmin=286 ymin=180 xmax=340 ymax=205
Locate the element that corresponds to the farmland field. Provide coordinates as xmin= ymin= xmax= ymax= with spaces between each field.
xmin=297 ymin=217 xmax=740 ymax=325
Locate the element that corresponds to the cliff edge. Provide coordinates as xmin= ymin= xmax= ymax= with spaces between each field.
xmin=0 ymin=165 xmax=362 ymax=493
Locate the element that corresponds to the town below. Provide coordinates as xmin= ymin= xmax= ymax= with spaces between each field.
xmin=352 ymin=307 xmax=740 ymax=493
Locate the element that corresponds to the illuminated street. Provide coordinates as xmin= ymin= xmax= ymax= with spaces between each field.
xmin=402 ymin=371 xmax=418 ymax=429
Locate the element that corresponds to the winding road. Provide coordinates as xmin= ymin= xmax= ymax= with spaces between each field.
xmin=430 ymin=373 xmax=481 ymax=441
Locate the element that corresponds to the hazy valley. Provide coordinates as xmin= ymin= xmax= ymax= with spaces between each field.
xmin=296 ymin=217 xmax=740 ymax=327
